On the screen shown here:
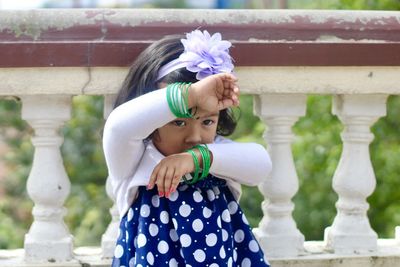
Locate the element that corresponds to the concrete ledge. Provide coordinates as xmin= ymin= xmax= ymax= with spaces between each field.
xmin=269 ymin=239 xmax=400 ymax=267
xmin=0 ymin=247 xmax=111 ymax=267
xmin=1 ymin=66 xmax=400 ymax=96
xmin=1 ymin=240 xmax=399 ymax=267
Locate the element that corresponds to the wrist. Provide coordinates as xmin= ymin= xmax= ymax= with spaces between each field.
xmin=187 ymin=83 xmax=198 ymax=108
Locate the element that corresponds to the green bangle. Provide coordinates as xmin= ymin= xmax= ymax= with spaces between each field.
xmin=166 ymin=83 xmax=180 ymax=117
xmin=181 ymin=83 xmax=190 ymax=113
xmin=184 ymin=83 xmax=197 ymax=117
xmin=185 ymin=149 xmax=200 ymax=184
xmin=181 ymin=82 xmax=193 ymax=118
xmin=195 ymin=144 xmax=211 ymax=180
xmin=166 ymin=82 xmax=193 ymax=118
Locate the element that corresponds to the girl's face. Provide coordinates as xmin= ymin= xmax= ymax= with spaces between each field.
xmin=152 ymin=108 xmax=219 ymax=156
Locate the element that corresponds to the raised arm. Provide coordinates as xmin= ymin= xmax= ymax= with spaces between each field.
xmin=104 ymin=73 xmax=239 ymax=182
xmin=103 ymin=88 xmax=175 ymax=181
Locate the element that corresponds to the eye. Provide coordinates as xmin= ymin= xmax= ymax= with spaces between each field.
xmin=203 ymin=119 xmax=215 ymax=126
xmin=172 ymin=120 xmax=186 ymax=127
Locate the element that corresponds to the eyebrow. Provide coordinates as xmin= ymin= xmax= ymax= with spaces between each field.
xmin=195 ymin=113 xmax=219 ymax=120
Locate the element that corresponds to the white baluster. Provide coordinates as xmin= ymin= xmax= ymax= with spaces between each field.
xmin=101 ymin=95 xmax=119 ymax=258
xmin=21 ymin=95 xmax=73 ymax=262
xmin=325 ymin=94 xmax=387 ymax=254
xmin=253 ymin=94 xmax=306 ymax=257
xmin=396 ymin=226 xmax=400 ymax=245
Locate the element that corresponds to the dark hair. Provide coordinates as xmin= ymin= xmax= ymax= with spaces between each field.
xmin=114 ymin=34 xmax=237 ymax=136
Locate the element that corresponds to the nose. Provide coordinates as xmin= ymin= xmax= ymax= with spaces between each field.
xmin=185 ymin=124 xmax=202 ymax=147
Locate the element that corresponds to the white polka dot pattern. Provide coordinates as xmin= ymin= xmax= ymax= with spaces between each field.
xmin=128 ymin=256 xmax=135 ymax=267
xmin=194 ymin=249 xmax=206 ymax=262
xmin=146 ymin=252 xmax=154 ymax=265
xmin=169 ymin=258 xmax=178 ymax=267
xmin=151 ymin=195 xmax=159 ymax=207
xmin=203 ymin=207 xmax=212 ymax=218
xmin=127 ymin=208 xmax=134 ymax=222
xmin=172 ymin=218 xmax=178 ymax=229
xmin=169 ymin=190 xmax=179 ymax=201
xmin=207 ymin=189 xmax=216 ymax=201
xmin=219 ymin=246 xmax=226 ymax=259
xmin=242 ymin=213 xmax=249 ymax=225
xmin=114 ymin=244 xmax=124 ymax=258
xmin=180 ymin=234 xmax=192 ymax=247
xmin=228 ymin=201 xmax=238 ymax=215
xmin=158 ymin=240 xmax=169 ymax=254
xmin=193 ymin=191 xmax=203 ymax=202
xmin=140 ymin=204 xmax=150 ymax=217
xmin=222 ymin=209 xmax=231 ymax=223
xmin=234 ymin=229 xmax=245 ymax=243
xmin=149 ymin=223 xmax=158 ymax=237
xmin=227 ymin=257 xmax=233 ymax=267
xmin=217 ymin=216 xmax=221 ymax=228
xmin=222 ymin=229 xmax=229 ymax=242
xmin=242 ymin=257 xmax=251 ymax=267
xmin=170 ymin=229 xmax=179 ymax=242
xmin=192 ymin=219 xmax=204 ymax=232
xmin=206 ymin=233 xmax=217 ymax=247
xmin=111 ymin=177 xmax=269 ymax=267
xmin=137 ymin=233 xmax=147 ymax=248
xmin=160 ymin=211 xmax=169 ymax=224
xmin=179 ymin=204 xmax=191 ymax=217
xmin=249 ymin=240 xmax=260 ymax=253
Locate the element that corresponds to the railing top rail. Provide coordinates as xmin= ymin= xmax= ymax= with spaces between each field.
xmin=0 ymin=9 xmax=400 ymax=67
xmin=1 ymin=9 xmax=400 ymax=42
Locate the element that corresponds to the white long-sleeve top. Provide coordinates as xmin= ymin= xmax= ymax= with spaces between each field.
xmin=103 ymin=88 xmax=272 ymax=218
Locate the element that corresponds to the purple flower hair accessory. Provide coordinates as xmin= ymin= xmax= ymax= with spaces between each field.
xmin=157 ymin=30 xmax=234 ymax=81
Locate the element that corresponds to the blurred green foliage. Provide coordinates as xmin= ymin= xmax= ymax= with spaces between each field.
xmin=0 ymin=96 xmax=111 ymax=248
xmin=1 ymin=0 xmax=400 ymax=250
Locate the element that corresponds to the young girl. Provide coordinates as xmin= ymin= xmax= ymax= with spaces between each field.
xmin=103 ymin=30 xmax=272 ymax=267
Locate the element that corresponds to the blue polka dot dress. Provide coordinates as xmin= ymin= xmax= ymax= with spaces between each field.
xmin=112 ymin=175 xmax=270 ymax=267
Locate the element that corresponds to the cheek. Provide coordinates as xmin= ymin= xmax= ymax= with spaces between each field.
xmin=160 ymin=129 xmax=182 ymax=143
xmin=203 ymin=125 xmax=218 ymax=142
xmin=153 ymin=128 xmax=185 ymax=156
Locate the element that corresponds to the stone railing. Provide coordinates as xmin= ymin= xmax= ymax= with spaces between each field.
xmin=1 ymin=9 xmax=400 ymax=267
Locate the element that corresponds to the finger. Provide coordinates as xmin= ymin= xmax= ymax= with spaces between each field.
xmin=223 ymin=78 xmax=237 ymax=87
xmin=233 ymin=85 xmax=240 ymax=94
xmin=148 ymin=164 xmax=161 ymax=190
xmin=227 ymin=84 xmax=239 ymax=98
xmin=156 ymin=167 xmax=167 ymax=197
xmin=222 ymin=88 xmax=238 ymax=102
xmin=221 ymin=72 xmax=238 ymax=82
xmin=216 ymin=73 xmax=237 ymax=86
xmin=164 ymin=167 xmax=175 ymax=198
xmin=221 ymin=85 xmax=234 ymax=98
xmin=169 ymin=174 xmax=182 ymax=195
xmin=222 ymin=81 xmax=234 ymax=92
xmin=232 ymin=95 xmax=240 ymax=106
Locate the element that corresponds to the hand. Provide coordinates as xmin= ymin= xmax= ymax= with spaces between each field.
xmin=147 ymin=152 xmax=194 ymax=198
xmin=189 ymin=73 xmax=240 ymax=113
